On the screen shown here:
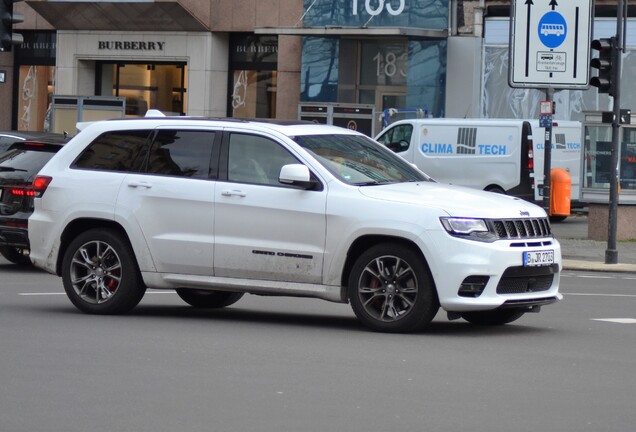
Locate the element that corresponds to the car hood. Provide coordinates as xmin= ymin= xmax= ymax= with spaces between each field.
xmin=358 ymin=181 xmax=546 ymax=219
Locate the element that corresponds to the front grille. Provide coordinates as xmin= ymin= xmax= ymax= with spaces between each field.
xmin=490 ymin=217 xmax=551 ymax=239
xmin=496 ymin=264 xmax=558 ymax=294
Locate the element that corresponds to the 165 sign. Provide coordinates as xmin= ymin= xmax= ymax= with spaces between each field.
xmin=352 ymin=0 xmax=406 ymax=16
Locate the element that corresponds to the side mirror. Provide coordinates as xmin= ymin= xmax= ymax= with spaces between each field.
xmin=279 ymin=164 xmax=319 ymax=189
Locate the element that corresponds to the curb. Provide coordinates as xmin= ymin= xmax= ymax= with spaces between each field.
xmin=562 ymin=259 xmax=636 ymax=273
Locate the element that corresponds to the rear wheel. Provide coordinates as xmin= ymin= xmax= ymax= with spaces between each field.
xmin=176 ymin=289 xmax=244 ymax=308
xmin=0 ymin=246 xmax=31 ymax=265
xmin=461 ymin=309 xmax=526 ymax=326
xmin=62 ymin=229 xmax=146 ymax=314
xmin=348 ymin=243 xmax=439 ymax=333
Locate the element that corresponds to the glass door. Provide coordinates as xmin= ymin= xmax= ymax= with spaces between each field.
xmin=97 ymin=62 xmax=187 ymax=117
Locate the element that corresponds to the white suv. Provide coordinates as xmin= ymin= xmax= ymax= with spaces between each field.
xmin=29 ymin=117 xmax=562 ymax=332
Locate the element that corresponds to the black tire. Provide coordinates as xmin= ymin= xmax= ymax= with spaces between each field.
xmin=461 ymin=309 xmax=526 ymax=326
xmin=176 ymin=289 xmax=244 ymax=308
xmin=62 ymin=228 xmax=146 ymax=315
xmin=0 ymin=246 xmax=31 ymax=265
xmin=485 ymin=186 xmax=506 ymax=194
xmin=348 ymin=243 xmax=439 ymax=333
xmin=549 ymin=215 xmax=568 ymax=223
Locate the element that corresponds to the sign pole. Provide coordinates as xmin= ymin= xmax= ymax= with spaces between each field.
xmin=605 ymin=0 xmax=624 ymax=264
xmin=541 ymin=89 xmax=554 ymax=213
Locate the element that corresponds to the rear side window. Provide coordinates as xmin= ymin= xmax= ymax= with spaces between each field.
xmin=73 ymin=130 xmax=152 ymax=172
xmin=147 ymin=130 xmax=216 ymax=179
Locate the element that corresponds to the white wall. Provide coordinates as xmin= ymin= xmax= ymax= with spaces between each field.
xmin=445 ymin=36 xmax=482 ymax=118
xmin=55 ymin=31 xmax=229 ymax=117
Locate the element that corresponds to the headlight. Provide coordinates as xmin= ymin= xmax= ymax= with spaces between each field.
xmin=440 ymin=217 xmax=497 ymax=242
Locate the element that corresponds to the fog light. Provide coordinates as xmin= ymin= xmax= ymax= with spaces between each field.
xmin=458 ymin=276 xmax=490 ymax=297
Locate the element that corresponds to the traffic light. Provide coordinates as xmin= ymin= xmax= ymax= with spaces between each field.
xmin=590 ymin=37 xmax=617 ymax=96
xmin=0 ymin=0 xmax=24 ymax=52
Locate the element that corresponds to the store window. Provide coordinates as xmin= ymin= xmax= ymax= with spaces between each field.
xmin=14 ymin=31 xmax=56 ymax=132
xmin=96 ymin=62 xmax=187 ymax=117
xmin=301 ymin=37 xmax=446 ymax=120
xmin=621 ymin=128 xmax=636 ymax=190
xmin=583 ymin=125 xmax=613 ymax=189
xmin=229 ymin=34 xmax=278 ymax=119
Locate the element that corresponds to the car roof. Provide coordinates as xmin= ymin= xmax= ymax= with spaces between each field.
xmin=0 ymin=131 xmax=68 ymax=141
xmin=79 ymin=117 xmax=363 ymax=138
xmin=0 ymin=131 xmax=70 ymax=154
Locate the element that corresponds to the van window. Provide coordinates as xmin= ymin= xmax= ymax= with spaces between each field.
xmin=147 ymin=130 xmax=216 ymax=179
xmin=376 ymin=124 xmax=413 ymax=153
xmin=73 ymin=130 xmax=153 ymax=172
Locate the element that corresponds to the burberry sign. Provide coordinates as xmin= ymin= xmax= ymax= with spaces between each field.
xmin=98 ymin=41 xmax=165 ymax=51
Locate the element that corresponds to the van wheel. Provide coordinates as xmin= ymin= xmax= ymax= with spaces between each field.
xmin=485 ymin=186 xmax=506 ymax=194
xmin=461 ymin=309 xmax=526 ymax=326
xmin=176 ymin=289 xmax=244 ymax=308
xmin=62 ymin=229 xmax=145 ymax=315
xmin=348 ymin=243 xmax=439 ymax=333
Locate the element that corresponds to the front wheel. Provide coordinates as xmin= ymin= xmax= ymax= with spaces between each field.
xmin=176 ymin=289 xmax=244 ymax=308
xmin=461 ymin=309 xmax=526 ymax=326
xmin=62 ymin=229 xmax=146 ymax=314
xmin=348 ymin=243 xmax=439 ymax=333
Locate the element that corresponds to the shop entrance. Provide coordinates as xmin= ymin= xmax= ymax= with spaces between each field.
xmin=96 ymin=62 xmax=187 ymax=116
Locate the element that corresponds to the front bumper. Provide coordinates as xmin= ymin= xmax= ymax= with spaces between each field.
xmin=422 ymin=231 xmax=562 ymax=312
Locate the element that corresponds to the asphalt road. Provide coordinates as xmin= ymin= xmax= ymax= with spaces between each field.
xmin=1 ymin=258 xmax=635 ymax=432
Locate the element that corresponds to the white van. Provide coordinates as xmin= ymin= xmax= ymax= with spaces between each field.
xmin=529 ymin=120 xmax=582 ymax=207
xmin=375 ymin=118 xmax=535 ymax=202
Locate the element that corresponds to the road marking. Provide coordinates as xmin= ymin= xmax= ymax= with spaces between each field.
xmin=562 ymin=272 xmax=636 ymax=281
xmin=592 ymin=318 xmax=636 ymax=324
xmin=19 ymin=292 xmax=66 ymax=296
xmin=19 ymin=291 xmax=176 ymax=296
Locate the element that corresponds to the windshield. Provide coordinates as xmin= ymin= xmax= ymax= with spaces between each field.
xmin=292 ymin=134 xmax=431 ymax=185
xmin=0 ymin=147 xmax=58 ymax=175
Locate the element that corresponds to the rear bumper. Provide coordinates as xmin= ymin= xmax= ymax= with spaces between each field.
xmin=0 ymin=226 xmax=29 ymax=249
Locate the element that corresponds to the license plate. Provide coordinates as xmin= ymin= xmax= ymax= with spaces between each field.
xmin=523 ymin=250 xmax=554 ymax=267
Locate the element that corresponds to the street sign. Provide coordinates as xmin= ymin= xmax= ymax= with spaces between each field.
xmin=509 ymin=0 xmax=593 ymax=89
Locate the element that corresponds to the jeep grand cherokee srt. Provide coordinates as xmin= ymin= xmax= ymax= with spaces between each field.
xmin=28 ymin=117 xmax=561 ymax=332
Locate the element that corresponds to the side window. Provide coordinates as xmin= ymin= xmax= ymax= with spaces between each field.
xmin=385 ymin=124 xmax=413 ymax=153
xmin=227 ymin=133 xmax=298 ymax=186
xmin=73 ymin=130 xmax=152 ymax=172
xmin=147 ymin=130 xmax=216 ymax=179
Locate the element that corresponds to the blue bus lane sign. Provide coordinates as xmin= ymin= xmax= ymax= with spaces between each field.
xmin=509 ymin=0 xmax=592 ymax=89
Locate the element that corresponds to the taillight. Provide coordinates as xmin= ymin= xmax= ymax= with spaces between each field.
xmin=528 ymin=146 xmax=534 ymax=171
xmin=33 ymin=176 xmax=53 ymax=197
xmin=10 ymin=188 xmax=36 ymax=197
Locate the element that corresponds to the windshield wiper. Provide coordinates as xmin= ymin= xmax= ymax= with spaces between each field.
xmin=0 ymin=166 xmax=28 ymax=172
xmin=353 ymin=180 xmax=394 ymax=186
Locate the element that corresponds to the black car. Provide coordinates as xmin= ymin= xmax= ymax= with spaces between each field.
xmin=0 ymin=132 xmax=70 ymax=264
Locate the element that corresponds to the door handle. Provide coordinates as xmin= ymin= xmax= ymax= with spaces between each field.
xmin=221 ymin=189 xmax=247 ymax=197
xmin=127 ymin=181 xmax=152 ymax=189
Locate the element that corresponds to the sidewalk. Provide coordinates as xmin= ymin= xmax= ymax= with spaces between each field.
xmin=551 ymin=212 xmax=636 ymax=272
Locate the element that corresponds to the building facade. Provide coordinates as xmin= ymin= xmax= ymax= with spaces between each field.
xmin=0 ymin=1 xmax=632 ymax=134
